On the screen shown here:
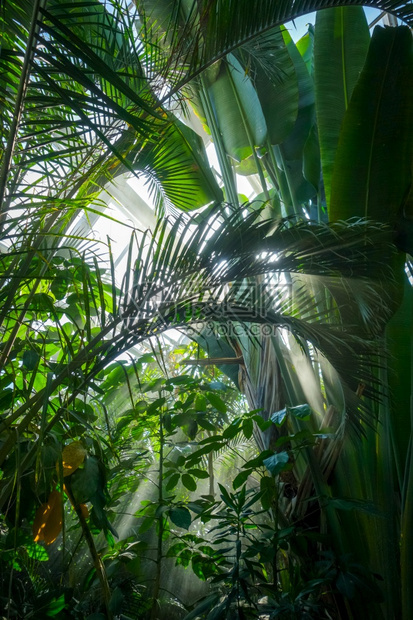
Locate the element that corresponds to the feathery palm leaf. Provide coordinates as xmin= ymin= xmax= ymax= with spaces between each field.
xmin=0 ymin=209 xmax=394 ymax=474
xmin=0 ymin=0 xmax=220 ymax=228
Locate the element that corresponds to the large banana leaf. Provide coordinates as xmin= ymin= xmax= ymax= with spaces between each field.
xmin=329 ymin=26 xmax=413 ymax=225
xmin=314 ymin=7 xmax=370 ymax=209
xmin=272 ymin=28 xmax=317 ymax=209
xmin=235 ymin=27 xmax=299 ymax=146
xmin=204 ymin=54 xmax=267 ymax=162
xmin=296 ymin=24 xmax=315 ymax=75
xmin=280 ymin=27 xmax=315 ymax=161
xmin=144 ymin=0 xmax=413 ymax=98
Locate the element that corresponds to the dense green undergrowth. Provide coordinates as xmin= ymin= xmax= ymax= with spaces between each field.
xmin=0 ymin=349 xmax=382 ymax=619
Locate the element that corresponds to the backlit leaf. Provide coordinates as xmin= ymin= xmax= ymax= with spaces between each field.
xmin=58 ymin=441 xmax=87 ymax=477
xmin=206 ymin=392 xmax=227 ymax=414
xmin=33 ymin=490 xmax=63 ymax=545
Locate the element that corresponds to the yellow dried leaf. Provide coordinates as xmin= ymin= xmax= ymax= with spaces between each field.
xmin=33 ymin=490 xmax=63 ymax=545
xmin=57 ymin=441 xmax=87 ymax=477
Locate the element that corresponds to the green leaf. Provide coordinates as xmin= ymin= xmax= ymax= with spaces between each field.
xmin=137 ymin=353 xmax=155 ymax=364
xmin=50 ymin=273 xmax=70 ymax=301
xmin=219 ymin=483 xmax=236 ymax=509
xmin=166 ymin=472 xmax=180 ymax=490
xmin=135 ymin=118 xmax=223 ymax=212
xmin=330 ymin=26 xmax=413 ymax=224
xmin=70 ymin=455 xmax=100 ymax=504
xmin=263 ymin=451 xmax=289 ymax=476
xmin=296 ymin=24 xmax=314 ymax=74
xmin=195 ymin=393 xmax=207 ymax=410
xmin=169 ymin=506 xmax=192 ymax=530
xmin=222 ymin=421 xmax=241 ymax=439
xmin=182 ymin=474 xmax=197 ymax=492
xmin=302 ymin=123 xmax=320 ymax=190
xmin=135 ymin=400 xmax=148 ymax=413
xmin=271 ymin=408 xmax=288 ymax=426
xmin=197 ymin=417 xmax=217 ymax=431
xmin=187 ymin=501 xmax=206 ymax=515
xmin=314 ymin=6 xmax=370 ymax=207
xmin=163 ymin=412 xmax=172 ymax=433
xmin=252 ymin=415 xmax=272 ymax=432
xmin=109 ymin=587 xmax=124 ymax=614
xmin=288 ymin=403 xmax=312 ymax=420
xmin=32 ymin=293 xmax=55 ymax=312
xmin=242 ymin=417 xmax=253 ymax=439
xmin=188 ymin=469 xmax=210 ymax=479
xmin=26 ymin=542 xmax=49 ymax=562
xmin=46 ymin=596 xmax=66 ymax=617
xmin=166 ymin=542 xmax=188 ymax=557
xmin=183 ymin=594 xmax=221 ymax=620
xmin=167 ymin=375 xmax=194 ymax=385
xmin=147 ymin=397 xmax=167 ymax=415
xmin=139 ymin=517 xmax=155 ymax=534
xmin=22 ymin=350 xmax=40 ymax=370
xmin=206 ymin=54 xmax=267 ymax=162
xmin=183 ymin=418 xmax=199 ymax=440
xmin=246 ymin=26 xmax=298 ymax=145
xmin=206 ymin=392 xmax=227 ymax=414
xmin=243 ymin=450 xmax=274 ymax=469
xmin=260 ymin=476 xmax=276 ymax=510
xmin=142 ymin=378 xmax=166 ymax=393
xmin=327 ymin=497 xmax=381 ymax=515
xmin=280 ymin=27 xmax=315 ymax=160
xmin=233 ymin=469 xmax=251 ymax=490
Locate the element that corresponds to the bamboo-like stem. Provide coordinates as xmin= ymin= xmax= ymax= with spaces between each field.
xmin=264 ymin=140 xmax=295 ymax=218
xmin=208 ymin=449 xmax=215 ymax=497
xmin=376 ymin=362 xmax=401 ymax=617
xmin=401 ymin=296 xmax=413 ymax=620
xmin=274 ymin=144 xmax=302 ymax=217
xmin=65 ymin=485 xmax=113 ymax=619
xmin=151 ymin=406 xmax=164 ymax=620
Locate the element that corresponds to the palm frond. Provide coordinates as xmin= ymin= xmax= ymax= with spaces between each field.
xmin=140 ymin=0 xmax=413 ymax=102
xmin=114 ymin=209 xmax=393 ymax=430
xmin=0 ymin=207 xmax=394 ymax=461
xmin=1 ymin=0 xmax=164 ymax=226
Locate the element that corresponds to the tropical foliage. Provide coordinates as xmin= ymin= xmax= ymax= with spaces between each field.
xmin=0 ymin=0 xmax=412 ymax=618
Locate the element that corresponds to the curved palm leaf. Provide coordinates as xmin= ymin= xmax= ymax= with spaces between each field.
xmin=140 ymin=0 xmax=413 ymax=101
xmin=0 ymin=0 xmax=221 ymax=227
xmin=0 ymin=209 xmax=395 ymax=469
